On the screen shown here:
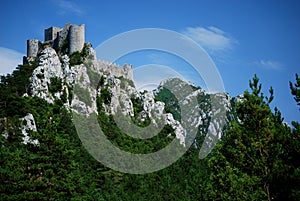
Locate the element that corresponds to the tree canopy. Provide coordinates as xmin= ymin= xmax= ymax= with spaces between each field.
xmin=0 ymin=62 xmax=299 ymax=200
xmin=206 ymin=75 xmax=300 ymax=201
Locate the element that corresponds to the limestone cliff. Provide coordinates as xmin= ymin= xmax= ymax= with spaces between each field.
xmin=3 ymin=23 xmax=236 ymax=150
xmin=26 ymin=40 xmax=235 ymax=148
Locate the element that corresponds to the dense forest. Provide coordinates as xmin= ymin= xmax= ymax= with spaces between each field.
xmin=0 ymin=60 xmax=299 ymax=200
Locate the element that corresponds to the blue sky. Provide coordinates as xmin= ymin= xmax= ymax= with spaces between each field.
xmin=0 ymin=0 xmax=299 ymax=123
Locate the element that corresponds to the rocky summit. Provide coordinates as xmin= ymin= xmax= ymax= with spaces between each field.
xmin=2 ymin=23 xmax=297 ymax=200
xmin=3 ymin=23 xmax=236 ymax=150
xmin=17 ymin=23 xmax=236 ymax=150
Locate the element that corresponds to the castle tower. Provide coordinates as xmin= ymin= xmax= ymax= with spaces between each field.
xmin=44 ymin=26 xmax=62 ymax=41
xmin=57 ymin=23 xmax=71 ymax=48
xmin=27 ymin=39 xmax=41 ymax=57
xmin=123 ymin=64 xmax=133 ymax=80
xmin=69 ymin=24 xmax=85 ymax=54
xmin=29 ymin=23 xmax=85 ymax=57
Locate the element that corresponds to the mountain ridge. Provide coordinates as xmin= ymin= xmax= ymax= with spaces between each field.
xmin=2 ymin=23 xmax=236 ymax=151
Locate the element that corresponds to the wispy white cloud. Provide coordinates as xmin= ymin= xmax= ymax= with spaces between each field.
xmin=253 ymin=59 xmax=283 ymax=70
xmin=182 ymin=26 xmax=238 ymax=53
xmin=0 ymin=47 xmax=24 ymax=76
xmin=56 ymin=0 xmax=85 ymax=16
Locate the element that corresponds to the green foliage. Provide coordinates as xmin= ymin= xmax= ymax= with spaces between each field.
xmin=60 ymin=88 xmax=67 ymax=104
xmin=100 ymin=88 xmax=111 ymax=105
xmin=58 ymin=39 xmax=69 ymax=55
xmin=69 ymin=51 xmax=83 ymax=66
xmin=1 ymin=62 xmax=300 ymax=201
xmin=48 ymin=77 xmax=62 ymax=95
xmin=206 ymin=75 xmax=300 ymax=201
xmin=249 ymin=73 xmax=262 ymax=96
xmin=131 ymin=95 xmax=143 ymax=115
xmin=69 ymin=43 xmax=90 ymax=66
xmin=129 ymin=95 xmax=151 ymax=127
xmin=98 ymin=75 xmax=105 ymax=88
xmin=119 ymin=76 xmax=135 ymax=89
xmin=249 ymin=74 xmax=274 ymax=104
xmin=155 ymin=87 xmax=181 ymax=121
xmin=290 ymin=73 xmax=300 ymax=109
xmin=81 ymin=43 xmax=89 ymax=58
xmin=96 ymin=111 xmax=176 ymax=154
xmin=0 ymin=60 xmax=38 ymax=118
xmin=0 ymin=59 xmax=38 ymax=96
xmin=36 ymin=73 xmax=44 ymax=79
xmin=67 ymin=84 xmax=73 ymax=105
xmin=96 ymin=87 xmax=111 ymax=112
xmin=0 ymin=97 xmax=102 ymax=200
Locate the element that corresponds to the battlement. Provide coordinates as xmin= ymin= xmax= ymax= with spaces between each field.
xmin=95 ymin=60 xmax=133 ymax=80
xmin=26 ymin=23 xmax=85 ymax=59
xmin=44 ymin=26 xmax=62 ymax=42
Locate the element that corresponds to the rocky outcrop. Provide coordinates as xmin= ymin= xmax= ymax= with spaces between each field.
xmin=30 ymin=47 xmax=64 ymax=103
xmin=28 ymin=43 xmax=134 ymax=115
xmin=3 ymin=23 xmax=237 ymax=154
xmin=25 ymin=33 xmax=235 ymax=150
xmin=21 ymin=113 xmax=39 ymax=145
xmin=1 ymin=114 xmax=39 ymax=145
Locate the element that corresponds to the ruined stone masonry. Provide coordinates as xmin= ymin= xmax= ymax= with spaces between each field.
xmin=28 ymin=23 xmax=134 ymax=112
xmin=26 ymin=23 xmax=85 ymax=58
xmin=27 ymin=39 xmax=41 ymax=57
xmin=4 ymin=22 xmax=235 ymax=149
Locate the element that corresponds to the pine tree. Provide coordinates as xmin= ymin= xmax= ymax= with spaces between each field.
xmin=206 ymin=75 xmax=300 ymax=200
xmin=290 ymin=73 xmax=300 ymax=108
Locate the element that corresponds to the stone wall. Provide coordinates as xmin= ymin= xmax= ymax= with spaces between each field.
xmin=95 ymin=60 xmax=133 ymax=80
xmin=69 ymin=24 xmax=85 ymax=54
xmin=44 ymin=26 xmax=62 ymax=41
xmin=27 ymin=23 xmax=85 ymax=57
xmin=27 ymin=39 xmax=41 ymax=57
xmin=56 ymin=23 xmax=71 ymax=49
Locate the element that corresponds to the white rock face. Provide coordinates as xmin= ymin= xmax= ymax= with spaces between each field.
xmin=86 ymin=46 xmax=97 ymax=60
xmin=141 ymin=91 xmax=155 ymax=116
xmin=29 ymin=47 xmax=99 ymax=115
xmin=29 ymin=46 xmax=135 ymax=117
xmin=61 ymin=55 xmax=75 ymax=86
xmin=1 ymin=115 xmax=38 ymax=145
xmin=235 ymin=94 xmax=244 ymax=103
xmin=20 ymin=113 xmax=39 ymax=145
xmin=30 ymin=47 xmax=63 ymax=103
xmin=165 ymin=113 xmax=186 ymax=146
xmin=94 ymin=60 xmax=133 ymax=80
xmin=27 ymin=45 xmax=234 ymax=150
xmin=10 ymin=27 xmax=236 ymax=154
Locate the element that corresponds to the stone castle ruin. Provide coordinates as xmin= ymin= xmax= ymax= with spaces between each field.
xmin=27 ymin=23 xmax=85 ymax=57
xmin=26 ymin=23 xmax=134 ymax=116
xmin=26 ymin=23 xmax=133 ymax=84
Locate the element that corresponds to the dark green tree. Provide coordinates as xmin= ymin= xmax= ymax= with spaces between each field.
xmin=290 ymin=73 xmax=300 ymax=108
xmin=206 ymin=75 xmax=300 ymax=201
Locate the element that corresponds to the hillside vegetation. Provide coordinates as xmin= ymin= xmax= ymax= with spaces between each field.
xmin=0 ymin=57 xmax=299 ymax=200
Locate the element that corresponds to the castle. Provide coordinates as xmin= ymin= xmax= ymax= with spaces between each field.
xmin=26 ymin=23 xmax=133 ymax=81
xmin=27 ymin=23 xmax=85 ymax=58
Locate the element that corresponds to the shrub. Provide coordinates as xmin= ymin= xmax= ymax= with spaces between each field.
xmin=69 ymin=51 xmax=83 ymax=66
xmin=48 ymin=77 xmax=62 ymax=94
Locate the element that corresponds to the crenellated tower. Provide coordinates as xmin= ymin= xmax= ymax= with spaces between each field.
xmin=26 ymin=23 xmax=85 ymax=61
xmin=27 ymin=39 xmax=41 ymax=57
xmin=69 ymin=24 xmax=85 ymax=54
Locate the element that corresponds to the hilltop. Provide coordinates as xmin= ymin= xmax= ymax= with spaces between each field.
xmin=0 ymin=23 xmax=299 ymax=200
